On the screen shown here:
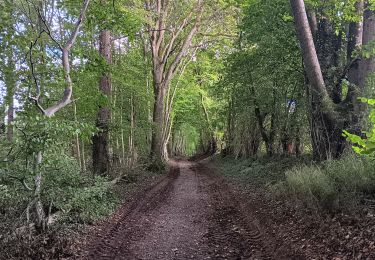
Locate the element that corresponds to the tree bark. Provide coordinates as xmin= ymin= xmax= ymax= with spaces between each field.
xmin=93 ymin=29 xmax=112 ymax=175
xmin=150 ymin=80 xmax=168 ymax=161
xmin=290 ymin=0 xmax=347 ymax=160
xmin=346 ymin=1 xmax=365 ymax=135
xmin=307 ymin=9 xmax=318 ymax=39
xmin=358 ymin=3 xmax=375 ymax=89
xmin=290 ymin=0 xmax=329 ymax=102
xmin=201 ymin=93 xmax=216 ymax=155
xmin=252 ymin=86 xmax=275 ymax=157
xmin=347 ymin=0 xmax=364 ymax=86
xmin=2 ymin=11 xmax=16 ymax=142
xmin=5 ymin=58 xmax=15 ymax=142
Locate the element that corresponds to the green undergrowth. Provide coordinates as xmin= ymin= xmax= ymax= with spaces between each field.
xmin=215 ymin=154 xmax=375 ymax=214
xmin=0 ymin=154 xmax=119 ymax=227
xmin=214 ymin=155 xmax=310 ymax=186
xmin=0 ymin=153 xmax=161 ymax=259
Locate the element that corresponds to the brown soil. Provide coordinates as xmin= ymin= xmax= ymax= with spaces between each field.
xmin=79 ymin=160 xmax=300 ymax=260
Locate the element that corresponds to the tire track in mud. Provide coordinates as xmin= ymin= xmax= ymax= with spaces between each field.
xmin=83 ymin=160 xmax=299 ymax=260
xmin=85 ymin=166 xmax=180 ymax=259
xmin=193 ymin=163 xmax=274 ymax=259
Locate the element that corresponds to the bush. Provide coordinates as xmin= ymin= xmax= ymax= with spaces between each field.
xmin=273 ymin=155 xmax=375 ymax=212
xmin=0 ymin=114 xmax=117 ymax=230
xmin=0 ymin=151 xmax=118 ymax=224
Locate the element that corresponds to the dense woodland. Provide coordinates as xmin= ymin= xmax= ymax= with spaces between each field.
xmin=1 ymin=0 xmax=375 ymax=258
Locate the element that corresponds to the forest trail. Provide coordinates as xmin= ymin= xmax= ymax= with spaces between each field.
xmin=83 ymin=160 xmax=297 ymax=260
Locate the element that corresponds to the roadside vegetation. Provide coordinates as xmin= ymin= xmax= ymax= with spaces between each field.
xmin=1 ymin=0 xmax=375 ymax=258
xmin=275 ymin=155 xmax=375 ymax=213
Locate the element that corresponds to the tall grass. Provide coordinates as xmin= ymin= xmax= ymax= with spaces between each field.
xmin=273 ymin=156 xmax=375 ymax=212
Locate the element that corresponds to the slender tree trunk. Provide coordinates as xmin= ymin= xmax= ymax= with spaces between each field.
xmin=34 ymin=151 xmax=45 ymax=231
xmin=4 ymin=54 xmax=15 ymax=142
xmin=6 ymin=85 xmax=14 ymax=142
xmin=92 ymin=29 xmax=112 ymax=175
xmin=201 ymin=93 xmax=216 ymax=155
xmin=27 ymin=0 xmax=90 ymax=230
xmin=129 ymin=94 xmax=137 ymax=168
xmin=73 ymin=100 xmax=82 ymax=169
xmin=120 ymin=109 xmax=125 ymax=164
xmin=290 ymin=0 xmax=327 ymax=99
xmin=223 ymin=95 xmax=234 ymax=156
xmin=141 ymin=33 xmax=153 ymax=150
xmin=81 ymin=139 xmax=86 ymax=171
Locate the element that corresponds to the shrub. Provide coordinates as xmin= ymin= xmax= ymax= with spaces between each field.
xmin=0 ymin=115 xmax=117 ymax=229
xmin=0 ymin=151 xmax=118 ymax=225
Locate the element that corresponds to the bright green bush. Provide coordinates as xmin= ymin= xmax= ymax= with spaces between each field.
xmin=343 ymin=98 xmax=375 ymax=156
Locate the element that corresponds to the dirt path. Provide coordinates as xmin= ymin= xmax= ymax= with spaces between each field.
xmin=83 ymin=160 xmax=295 ymax=260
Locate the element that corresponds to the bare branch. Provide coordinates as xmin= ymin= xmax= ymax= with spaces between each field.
xmin=161 ymin=10 xmax=194 ymax=64
xmin=164 ymin=10 xmax=202 ymax=85
xmin=36 ymin=7 xmax=63 ymax=50
xmin=197 ymin=33 xmax=237 ymax=38
xmin=43 ymin=0 xmax=91 ymax=117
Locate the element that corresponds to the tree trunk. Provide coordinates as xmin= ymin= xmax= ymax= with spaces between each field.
xmin=4 ymin=52 xmax=15 ymax=142
xmin=290 ymin=0 xmax=328 ymax=101
xmin=201 ymin=93 xmax=216 ymax=155
xmin=92 ymin=29 xmax=112 ymax=175
xmin=81 ymin=139 xmax=86 ymax=171
xmin=129 ymin=94 xmax=137 ymax=168
xmin=307 ymin=9 xmax=318 ymax=39
xmin=147 ymin=1 xmax=202 ymax=163
xmin=150 ymin=80 xmax=168 ymax=161
xmin=359 ymin=4 xmax=375 ymax=89
xmin=223 ymin=95 xmax=235 ymax=156
xmin=290 ymin=0 xmax=346 ymax=160
xmin=6 ymin=83 xmax=14 ymax=142
xmin=346 ymin=1 xmax=365 ymax=135
xmin=347 ymin=0 xmax=364 ymax=88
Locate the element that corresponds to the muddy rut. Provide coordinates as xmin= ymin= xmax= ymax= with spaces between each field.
xmin=83 ymin=160 xmax=295 ymax=260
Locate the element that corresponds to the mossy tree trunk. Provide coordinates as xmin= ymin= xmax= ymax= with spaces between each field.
xmin=290 ymin=0 xmax=372 ymax=160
